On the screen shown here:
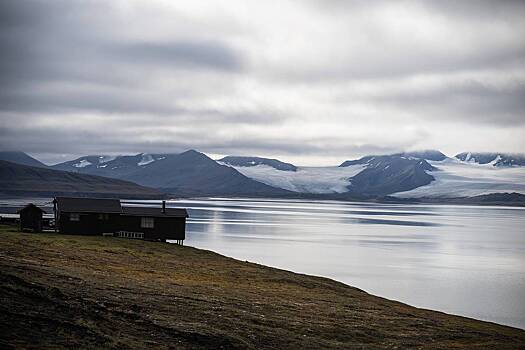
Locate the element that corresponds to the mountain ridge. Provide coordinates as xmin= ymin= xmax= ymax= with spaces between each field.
xmin=0 ymin=160 xmax=163 ymax=198
xmin=3 ymin=149 xmax=525 ymax=201
xmin=0 ymin=151 xmax=48 ymax=168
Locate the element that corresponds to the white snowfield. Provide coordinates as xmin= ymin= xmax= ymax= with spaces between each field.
xmin=218 ymin=162 xmax=366 ymax=193
xmin=394 ymin=158 xmax=525 ymax=198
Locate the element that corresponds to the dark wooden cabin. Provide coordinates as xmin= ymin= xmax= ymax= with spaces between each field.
xmin=54 ymin=197 xmax=121 ymax=235
xmin=18 ymin=203 xmax=46 ymax=232
xmin=53 ymin=197 xmax=188 ymax=243
xmin=119 ymin=204 xmax=188 ymax=242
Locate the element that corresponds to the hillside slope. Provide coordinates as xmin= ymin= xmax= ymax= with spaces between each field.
xmin=0 ymin=160 xmax=163 ymax=198
xmin=1 ymin=227 xmax=524 ymax=349
xmin=0 ymin=151 xmax=48 ymax=168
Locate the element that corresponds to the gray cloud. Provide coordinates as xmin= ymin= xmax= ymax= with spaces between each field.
xmin=333 ymin=80 xmax=525 ymax=126
xmin=1 ymin=0 xmax=524 ymax=165
xmin=113 ymin=40 xmax=242 ymax=71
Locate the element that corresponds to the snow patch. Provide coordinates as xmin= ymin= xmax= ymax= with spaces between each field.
xmin=98 ymin=156 xmax=116 ymax=163
xmin=489 ymin=155 xmax=502 ymax=166
xmin=73 ymin=159 xmax=92 ymax=168
xmin=138 ymin=154 xmax=155 ymax=166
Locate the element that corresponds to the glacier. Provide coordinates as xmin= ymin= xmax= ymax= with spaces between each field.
xmin=393 ymin=158 xmax=525 ymax=198
xmin=219 ymin=163 xmax=366 ymax=193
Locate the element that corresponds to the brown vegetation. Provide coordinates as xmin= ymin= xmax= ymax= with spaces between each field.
xmin=1 ymin=224 xmax=524 ymax=349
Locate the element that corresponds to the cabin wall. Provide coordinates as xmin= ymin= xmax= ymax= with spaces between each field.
xmin=118 ymin=215 xmax=186 ymax=241
xmin=57 ymin=212 xmax=120 ymax=235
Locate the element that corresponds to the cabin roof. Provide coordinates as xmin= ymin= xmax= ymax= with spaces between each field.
xmin=121 ymin=206 xmax=188 ymax=218
xmin=55 ymin=197 xmax=122 ymax=213
xmin=17 ymin=203 xmax=46 ymax=214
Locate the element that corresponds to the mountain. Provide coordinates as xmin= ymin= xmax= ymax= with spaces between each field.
xmin=396 ymin=150 xmax=447 ymax=161
xmin=0 ymin=160 xmax=163 ymax=198
xmin=0 ymin=151 xmax=48 ymax=168
xmin=339 ymin=150 xmax=446 ymax=167
xmin=46 ymin=149 xmax=525 ymax=201
xmin=51 ymin=153 xmax=167 ymax=178
xmin=228 ymin=151 xmax=525 ymax=199
xmin=455 ymin=152 xmax=525 ymax=167
xmin=344 ymin=155 xmax=435 ymax=196
xmin=121 ymin=150 xmax=293 ymax=196
xmin=53 ymin=150 xmax=293 ymax=197
xmin=218 ymin=156 xmax=297 ymax=171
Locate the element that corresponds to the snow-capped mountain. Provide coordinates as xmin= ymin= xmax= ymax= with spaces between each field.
xmin=393 ymin=157 xmax=525 ymax=198
xmin=221 ymin=151 xmax=525 ymax=198
xmin=51 ymin=153 xmax=167 ymax=176
xmin=396 ymin=150 xmax=447 ymax=161
xmin=51 ymin=150 xmax=292 ymax=197
xmin=219 ymin=156 xmax=297 ymax=171
xmin=4 ymin=149 xmax=524 ymax=201
xmin=454 ymin=152 xmax=525 ymax=167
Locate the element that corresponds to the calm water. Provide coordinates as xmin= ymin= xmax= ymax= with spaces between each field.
xmin=155 ymin=198 xmax=525 ymax=329
xmin=3 ymin=197 xmax=524 ymax=328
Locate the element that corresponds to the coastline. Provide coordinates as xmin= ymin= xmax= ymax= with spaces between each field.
xmin=1 ymin=224 xmax=524 ymax=349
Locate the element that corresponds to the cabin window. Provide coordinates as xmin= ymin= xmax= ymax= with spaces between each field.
xmin=70 ymin=213 xmax=80 ymax=221
xmin=98 ymin=213 xmax=109 ymax=220
xmin=141 ymin=217 xmax=154 ymax=228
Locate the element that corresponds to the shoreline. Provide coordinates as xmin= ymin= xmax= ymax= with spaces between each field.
xmin=1 ymin=224 xmax=524 ymax=349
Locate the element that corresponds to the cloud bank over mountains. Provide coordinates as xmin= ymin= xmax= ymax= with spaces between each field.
xmin=1 ymin=0 xmax=524 ymax=165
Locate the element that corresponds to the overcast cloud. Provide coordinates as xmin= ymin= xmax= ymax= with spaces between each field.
xmin=1 ymin=0 xmax=524 ymax=165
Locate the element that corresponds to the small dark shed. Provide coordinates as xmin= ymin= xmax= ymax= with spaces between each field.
xmin=119 ymin=205 xmax=188 ymax=242
xmin=18 ymin=203 xmax=46 ymax=232
xmin=54 ymin=197 xmax=122 ymax=235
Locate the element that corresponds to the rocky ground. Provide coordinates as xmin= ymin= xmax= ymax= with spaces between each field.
xmin=1 ymin=224 xmax=524 ymax=349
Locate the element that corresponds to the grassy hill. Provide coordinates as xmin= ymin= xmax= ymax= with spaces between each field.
xmin=1 ymin=225 xmax=524 ymax=349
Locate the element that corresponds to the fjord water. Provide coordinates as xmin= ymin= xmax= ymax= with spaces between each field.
xmin=157 ymin=198 xmax=525 ymax=329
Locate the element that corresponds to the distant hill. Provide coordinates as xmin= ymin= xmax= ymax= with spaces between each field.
xmin=0 ymin=160 xmax=163 ymax=198
xmin=219 ymin=156 xmax=297 ymax=171
xmin=341 ymin=155 xmax=435 ymax=195
xmin=455 ymin=152 xmax=525 ymax=167
xmin=340 ymin=150 xmax=446 ymax=166
xmin=51 ymin=153 xmax=167 ymax=178
xmin=0 ymin=151 xmax=48 ymax=168
xmin=396 ymin=150 xmax=447 ymax=161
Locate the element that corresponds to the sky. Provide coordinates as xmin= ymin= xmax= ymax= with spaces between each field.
xmin=1 ymin=0 xmax=524 ymax=166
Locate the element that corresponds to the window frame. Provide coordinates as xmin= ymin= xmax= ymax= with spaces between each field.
xmin=70 ymin=213 xmax=80 ymax=221
xmin=140 ymin=217 xmax=154 ymax=229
